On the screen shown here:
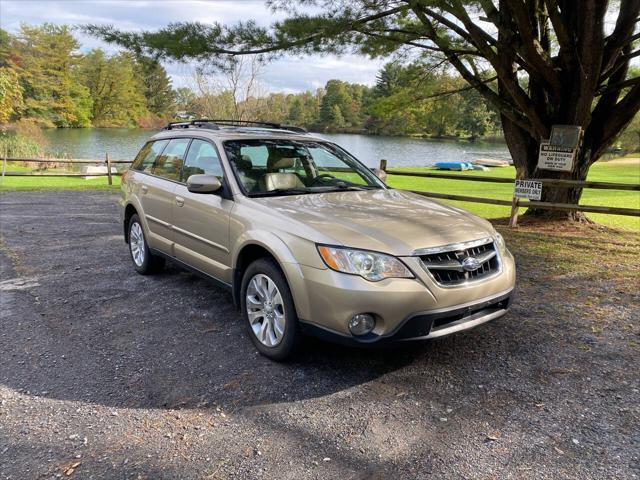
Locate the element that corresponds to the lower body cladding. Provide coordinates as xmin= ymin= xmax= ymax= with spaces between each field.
xmin=290 ymin=252 xmax=516 ymax=346
xmin=299 ymin=290 xmax=512 ymax=346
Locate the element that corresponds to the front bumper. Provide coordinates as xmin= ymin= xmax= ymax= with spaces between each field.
xmin=287 ymin=247 xmax=516 ymax=345
xmin=299 ymin=289 xmax=512 ymax=346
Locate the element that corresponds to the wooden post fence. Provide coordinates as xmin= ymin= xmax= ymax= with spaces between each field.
xmin=378 ymin=160 xmax=639 ymax=221
xmin=508 ymin=197 xmax=520 ymax=227
xmin=106 ymin=152 xmax=112 ymax=186
xmin=1 ymin=157 xmax=638 ymax=221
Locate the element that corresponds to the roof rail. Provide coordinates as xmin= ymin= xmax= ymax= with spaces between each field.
xmin=164 ymin=119 xmax=220 ymax=130
xmin=163 ymin=119 xmax=307 ymax=134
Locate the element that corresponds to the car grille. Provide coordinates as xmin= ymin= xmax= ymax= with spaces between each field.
xmin=418 ymin=239 xmax=500 ymax=286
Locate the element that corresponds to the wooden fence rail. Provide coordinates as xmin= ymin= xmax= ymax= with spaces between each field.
xmin=380 ymin=160 xmax=640 ymax=219
xmin=384 ymin=168 xmax=640 ymax=191
xmin=1 ymin=156 xmax=134 ymax=186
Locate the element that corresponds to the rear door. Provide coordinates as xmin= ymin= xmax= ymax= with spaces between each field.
xmin=140 ymin=138 xmax=191 ymax=253
xmin=129 ymin=139 xmax=175 ymax=253
xmin=173 ymin=138 xmax=234 ymax=283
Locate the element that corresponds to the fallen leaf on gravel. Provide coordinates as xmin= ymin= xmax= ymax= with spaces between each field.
xmin=64 ymin=461 xmax=81 ymax=476
xmin=201 ymin=326 xmax=220 ymax=333
xmin=484 ymin=432 xmax=501 ymax=442
xmin=554 ymin=446 xmax=565 ymax=454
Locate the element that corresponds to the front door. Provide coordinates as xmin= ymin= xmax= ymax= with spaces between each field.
xmin=172 ymin=139 xmax=234 ymax=283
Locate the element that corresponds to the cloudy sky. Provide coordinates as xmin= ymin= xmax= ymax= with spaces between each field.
xmin=0 ymin=0 xmax=386 ymax=93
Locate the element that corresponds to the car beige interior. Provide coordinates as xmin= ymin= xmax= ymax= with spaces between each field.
xmin=121 ymin=119 xmax=516 ymax=360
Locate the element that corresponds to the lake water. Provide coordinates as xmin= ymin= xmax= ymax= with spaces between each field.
xmin=42 ymin=128 xmax=510 ymax=168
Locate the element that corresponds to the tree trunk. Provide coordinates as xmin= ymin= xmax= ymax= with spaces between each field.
xmin=524 ymin=159 xmax=591 ymax=222
xmin=502 ymin=114 xmax=591 ymax=222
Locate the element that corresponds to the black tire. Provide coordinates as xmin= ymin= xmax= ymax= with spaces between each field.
xmin=128 ymin=214 xmax=165 ymax=275
xmin=240 ymin=258 xmax=301 ymax=361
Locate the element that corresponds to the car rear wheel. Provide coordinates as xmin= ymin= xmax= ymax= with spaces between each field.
xmin=128 ymin=214 xmax=165 ymax=275
xmin=241 ymin=258 xmax=301 ymax=361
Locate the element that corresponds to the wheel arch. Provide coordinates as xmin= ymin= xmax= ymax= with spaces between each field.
xmin=123 ymin=203 xmax=138 ymax=243
xmin=231 ymin=235 xmax=308 ymax=319
xmin=233 ymin=242 xmax=282 ymax=307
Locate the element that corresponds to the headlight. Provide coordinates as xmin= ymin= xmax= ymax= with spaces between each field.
xmin=317 ymin=245 xmax=414 ymax=281
xmin=494 ymin=232 xmax=506 ymax=250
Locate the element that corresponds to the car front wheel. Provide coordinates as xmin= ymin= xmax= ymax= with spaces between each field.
xmin=241 ymin=258 xmax=301 ymax=360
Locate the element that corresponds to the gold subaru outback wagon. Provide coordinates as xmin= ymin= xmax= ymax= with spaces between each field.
xmin=121 ymin=120 xmax=516 ymax=360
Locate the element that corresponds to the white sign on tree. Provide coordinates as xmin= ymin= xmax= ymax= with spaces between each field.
xmin=537 ymin=125 xmax=582 ymax=172
xmin=537 ymin=143 xmax=576 ymax=171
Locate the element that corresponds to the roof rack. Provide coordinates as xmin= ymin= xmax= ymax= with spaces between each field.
xmin=163 ymin=119 xmax=307 ymax=134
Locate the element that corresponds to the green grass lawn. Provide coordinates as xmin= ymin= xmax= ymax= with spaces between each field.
xmin=385 ymin=160 xmax=640 ymax=231
xmin=1 ymin=160 xmax=638 ymax=231
xmin=0 ymin=174 xmax=121 ymax=191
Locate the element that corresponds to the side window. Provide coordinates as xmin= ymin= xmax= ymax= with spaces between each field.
xmin=240 ymin=146 xmax=268 ymax=167
xmin=152 ymin=138 xmax=190 ymax=181
xmin=131 ymin=140 xmax=168 ymax=173
xmin=181 ymin=139 xmax=224 ymax=181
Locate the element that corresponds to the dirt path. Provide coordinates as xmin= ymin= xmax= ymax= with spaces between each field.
xmin=0 ymin=191 xmax=638 ymax=479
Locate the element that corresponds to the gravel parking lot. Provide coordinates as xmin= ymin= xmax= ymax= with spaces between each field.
xmin=1 ymin=191 xmax=638 ymax=479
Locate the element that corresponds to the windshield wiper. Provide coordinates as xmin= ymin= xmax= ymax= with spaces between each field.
xmin=253 ymin=188 xmax=311 ymax=197
xmin=321 ymin=182 xmax=379 ymax=192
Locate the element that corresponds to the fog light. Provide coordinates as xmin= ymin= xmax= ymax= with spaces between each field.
xmin=349 ymin=314 xmax=376 ymax=336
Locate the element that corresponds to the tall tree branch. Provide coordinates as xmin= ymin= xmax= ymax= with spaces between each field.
xmin=503 ymin=0 xmax=561 ymax=94
xmin=601 ymin=0 xmax=640 ymax=75
xmin=409 ymin=4 xmax=535 ymax=136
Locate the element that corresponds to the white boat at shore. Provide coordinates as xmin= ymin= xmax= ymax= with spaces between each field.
xmin=473 ymin=158 xmax=510 ymax=167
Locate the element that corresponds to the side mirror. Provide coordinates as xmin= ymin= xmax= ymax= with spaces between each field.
xmin=187 ymin=174 xmax=222 ymax=193
xmin=372 ymin=168 xmax=387 ymax=183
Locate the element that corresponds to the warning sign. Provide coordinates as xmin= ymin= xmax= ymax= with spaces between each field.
xmin=514 ymin=180 xmax=542 ymax=200
xmin=538 ymin=143 xmax=575 ymax=171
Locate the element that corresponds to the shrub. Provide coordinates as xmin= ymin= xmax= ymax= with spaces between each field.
xmin=0 ymin=131 xmax=42 ymax=158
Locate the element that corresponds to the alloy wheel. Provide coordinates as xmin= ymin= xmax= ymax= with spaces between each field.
xmin=129 ymin=222 xmax=146 ymax=267
xmin=246 ymin=273 xmax=286 ymax=347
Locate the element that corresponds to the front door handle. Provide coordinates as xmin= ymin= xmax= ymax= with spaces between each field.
xmin=141 ymin=185 xmax=148 ymax=194
xmin=175 ymin=196 xmax=185 ymax=207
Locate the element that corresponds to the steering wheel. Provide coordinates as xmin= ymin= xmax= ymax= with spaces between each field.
xmin=309 ymin=173 xmax=337 ymax=186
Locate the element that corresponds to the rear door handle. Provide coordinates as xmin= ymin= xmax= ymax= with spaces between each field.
xmin=141 ymin=185 xmax=148 ymax=194
xmin=175 ymin=196 xmax=185 ymax=207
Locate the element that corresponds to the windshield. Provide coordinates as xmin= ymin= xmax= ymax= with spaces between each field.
xmin=223 ymin=139 xmax=385 ymax=196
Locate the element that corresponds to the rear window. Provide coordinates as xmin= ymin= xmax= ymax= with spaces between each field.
xmin=152 ymin=138 xmax=190 ymax=181
xmin=131 ymin=140 xmax=168 ymax=173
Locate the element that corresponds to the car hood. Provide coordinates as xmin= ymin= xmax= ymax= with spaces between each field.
xmin=257 ymin=189 xmax=496 ymax=256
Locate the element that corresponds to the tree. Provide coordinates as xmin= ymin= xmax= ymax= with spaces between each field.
xmin=287 ymin=91 xmax=319 ymax=127
xmin=193 ymin=54 xmax=265 ymax=120
xmin=175 ymin=87 xmax=198 ymax=113
xmin=319 ymin=79 xmax=369 ymax=129
xmin=14 ymin=24 xmax=92 ymax=127
xmin=87 ymin=1 xmax=640 ymax=221
xmin=0 ymin=67 xmax=23 ymax=123
xmin=457 ymin=87 xmax=500 ymax=138
xmin=134 ymin=55 xmax=176 ymax=118
xmin=81 ymin=50 xmax=147 ymax=127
